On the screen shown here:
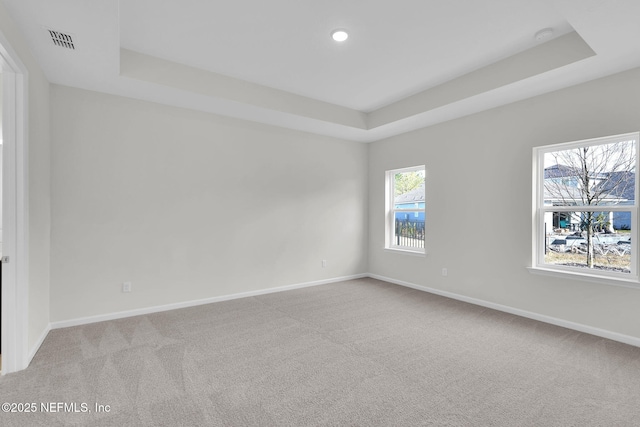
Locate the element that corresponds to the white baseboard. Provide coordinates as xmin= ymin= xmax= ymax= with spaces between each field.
xmin=50 ymin=273 xmax=368 ymax=330
xmin=368 ymin=273 xmax=640 ymax=348
xmin=27 ymin=323 xmax=51 ymax=366
xmin=39 ymin=271 xmax=640 ymax=358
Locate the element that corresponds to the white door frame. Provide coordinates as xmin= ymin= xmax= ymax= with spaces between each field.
xmin=0 ymin=29 xmax=29 ymax=375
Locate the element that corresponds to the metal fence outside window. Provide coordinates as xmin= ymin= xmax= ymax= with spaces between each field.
xmin=395 ymin=219 xmax=425 ymax=248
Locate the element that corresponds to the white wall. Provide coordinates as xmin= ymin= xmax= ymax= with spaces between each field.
xmin=50 ymin=85 xmax=368 ymax=322
xmin=49 ymin=68 xmax=640 ymax=339
xmin=0 ymin=2 xmax=51 ymax=353
xmin=369 ymin=67 xmax=640 ymax=339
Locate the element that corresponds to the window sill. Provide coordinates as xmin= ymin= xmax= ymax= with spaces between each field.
xmin=527 ymin=266 xmax=640 ymax=289
xmin=384 ymin=248 xmax=426 ymax=257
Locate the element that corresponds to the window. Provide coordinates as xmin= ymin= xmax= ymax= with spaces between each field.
xmin=533 ymin=132 xmax=639 ymax=284
xmin=386 ymin=166 xmax=426 ymax=254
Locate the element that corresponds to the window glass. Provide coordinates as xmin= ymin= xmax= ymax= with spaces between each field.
xmin=534 ymin=133 xmax=638 ymax=281
xmin=387 ymin=166 xmax=425 ymax=253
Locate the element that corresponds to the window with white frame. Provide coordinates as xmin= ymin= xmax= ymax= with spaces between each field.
xmin=386 ymin=166 xmax=426 ymax=253
xmin=533 ymin=132 xmax=639 ymax=283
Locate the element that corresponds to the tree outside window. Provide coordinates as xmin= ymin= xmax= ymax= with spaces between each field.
xmin=386 ymin=166 xmax=425 ymax=253
xmin=535 ymin=133 xmax=638 ymax=280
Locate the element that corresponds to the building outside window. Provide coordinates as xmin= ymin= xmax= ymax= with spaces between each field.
xmin=533 ymin=132 xmax=638 ymax=283
xmin=386 ymin=166 xmax=425 ymax=254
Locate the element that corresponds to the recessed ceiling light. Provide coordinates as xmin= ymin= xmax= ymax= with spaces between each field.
xmin=534 ymin=28 xmax=554 ymax=41
xmin=331 ymin=29 xmax=349 ymax=42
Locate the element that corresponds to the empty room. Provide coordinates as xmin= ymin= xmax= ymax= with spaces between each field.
xmin=1 ymin=0 xmax=640 ymax=425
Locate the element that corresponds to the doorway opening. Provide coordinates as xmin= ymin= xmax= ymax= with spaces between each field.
xmin=0 ymin=29 xmax=28 ymax=375
xmin=0 ymin=72 xmax=2 ymax=372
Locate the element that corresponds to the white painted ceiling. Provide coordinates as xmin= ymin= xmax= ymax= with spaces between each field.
xmin=3 ymin=0 xmax=640 ymax=142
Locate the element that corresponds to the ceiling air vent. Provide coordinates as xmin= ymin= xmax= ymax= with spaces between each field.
xmin=47 ymin=29 xmax=75 ymax=50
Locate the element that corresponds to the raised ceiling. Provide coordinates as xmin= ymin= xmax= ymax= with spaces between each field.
xmin=3 ymin=0 xmax=640 ymax=142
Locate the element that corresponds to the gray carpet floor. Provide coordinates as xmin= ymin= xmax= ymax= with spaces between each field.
xmin=1 ymin=277 xmax=640 ymax=426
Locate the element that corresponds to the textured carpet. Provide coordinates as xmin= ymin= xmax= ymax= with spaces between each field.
xmin=1 ymin=277 xmax=640 ymax=426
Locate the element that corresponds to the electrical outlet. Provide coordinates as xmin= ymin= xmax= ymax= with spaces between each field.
xmin=442 ymin=268 xmax=448 ymax=277
xmin=322 ymin=260 xmax=327 ymax=268
xmin=122 ymin=281 xmax=132 ymax=293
